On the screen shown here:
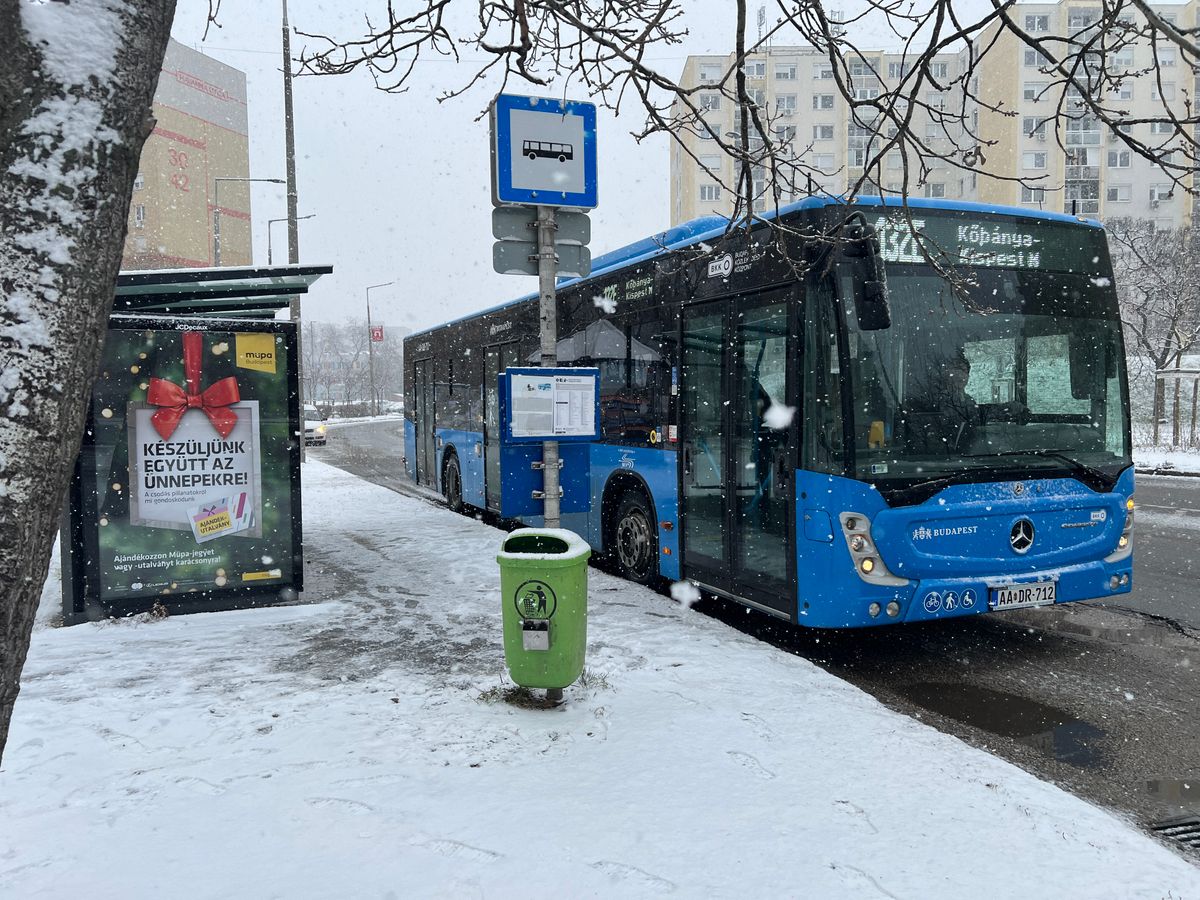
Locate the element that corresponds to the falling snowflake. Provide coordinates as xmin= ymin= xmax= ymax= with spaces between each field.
xmin=593 ymin=294 xmax=618 ymax=314
xmin=763 ymin=402 xmax=795 ymax=430
xmin=670 ymin=581 xmax=701 ymax=608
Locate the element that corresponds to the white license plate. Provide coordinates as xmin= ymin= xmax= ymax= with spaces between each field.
xmin=990 ymin=582 xmax=1056 ymax=610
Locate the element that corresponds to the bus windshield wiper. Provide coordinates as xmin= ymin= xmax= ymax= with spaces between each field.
xmin=888 ymin=464 xmax=1029 ymax=497
xmin=965 ymin=449 xmax=1109 ymax=482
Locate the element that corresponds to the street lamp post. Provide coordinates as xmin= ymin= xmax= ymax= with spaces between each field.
xmin=365 ymin=281 xmax=393 ymax=417
xmin=212 ymin=176 xmax=285 ymax=266
xmin=268 ymin=213 xmax=314 ymax=265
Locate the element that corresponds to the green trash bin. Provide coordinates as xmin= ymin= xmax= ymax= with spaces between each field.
xmin=497 ymin=528 xmax=591 ymax=690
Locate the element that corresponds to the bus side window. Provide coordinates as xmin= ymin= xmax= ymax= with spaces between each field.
xmin=802 ymin=280 xmax=845 ymax=475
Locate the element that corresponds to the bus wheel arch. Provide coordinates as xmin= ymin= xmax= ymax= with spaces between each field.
xmin=602 ymin=473 xmax=658 ymax=585
xmin=442 ymin=448 xmax=464 ymax=513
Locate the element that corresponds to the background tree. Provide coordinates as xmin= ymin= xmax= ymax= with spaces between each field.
xmin=295 ymin=0 xmax=1198 ymax=229
xmin=0 ymin=1 xmax=177 ymax=764
xmin=1108 ymin=219 xmax=1200 ymax=444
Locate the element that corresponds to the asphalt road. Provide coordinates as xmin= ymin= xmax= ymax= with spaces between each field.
xmin=313 ymin=421 xmax=1200 ymax=857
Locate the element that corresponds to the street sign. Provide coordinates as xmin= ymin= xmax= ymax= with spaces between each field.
xmin=492 ymin=207 xmax=591 ymax=245
xmin=492 ymin=241 xmax=591 ymax=278
xmin=490 ymin=94 xmax=598 ymax=209
xmin=369 ymin=325 xmax=384 ymax=342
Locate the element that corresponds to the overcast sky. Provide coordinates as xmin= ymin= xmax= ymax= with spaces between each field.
xmin=169 ymin=1 xmax=991 ymax=332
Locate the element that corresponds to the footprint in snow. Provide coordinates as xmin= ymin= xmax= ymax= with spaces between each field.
xmin=591 ymin=860 xmax=677 ymax=892
xmin=305 ymin=796 xmax=375 ymax=815
xmin=727 ymin=750 xmax=776 ymax=779
xmin=417 ymin=838 xmax=500 ymax=863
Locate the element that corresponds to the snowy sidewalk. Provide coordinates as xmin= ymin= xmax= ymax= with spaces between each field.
xmin=2 ymin=460 xmax=1197 ymax=898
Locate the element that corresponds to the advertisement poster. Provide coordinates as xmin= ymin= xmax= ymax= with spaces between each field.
xmin=74 ymin=318 xmax=300 ymax=611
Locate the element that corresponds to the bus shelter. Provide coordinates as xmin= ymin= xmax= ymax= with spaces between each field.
xmin=60 ymin=264 xmax=332 ymax=624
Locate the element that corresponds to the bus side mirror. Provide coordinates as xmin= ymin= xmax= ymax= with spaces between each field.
xmin=842 ymin=222 xmax=891 ymax=331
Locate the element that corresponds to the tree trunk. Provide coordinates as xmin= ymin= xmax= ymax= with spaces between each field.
xmin=0 ymin=0 xmax=177 ymax=765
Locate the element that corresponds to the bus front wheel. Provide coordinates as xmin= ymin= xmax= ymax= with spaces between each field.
xmin=443 ymin=454 xmax=464 ymax=513
xmin=612 ymin=490 xmax=657 ymax=585
xmin=527 ymin=152 xmax=537 ymax=160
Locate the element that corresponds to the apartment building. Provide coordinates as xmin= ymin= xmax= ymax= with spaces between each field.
xmin=121 ymin=39 xmax=253 ymax=270
xmin=670 ymin=46 xmax=971 ymax=225
xmin=670 ymin=0 xmax=1196 ymax=228
xmin=974 ymin=0 xmax=1196 ymax=227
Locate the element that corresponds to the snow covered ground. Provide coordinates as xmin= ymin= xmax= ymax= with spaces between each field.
xmin=3 ymin=460 xmax=1198 ymax=898
xmin=1134 ymin=446 xmax=1200 ymax=474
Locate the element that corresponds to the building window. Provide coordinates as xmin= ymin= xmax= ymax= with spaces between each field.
xmin=700 ymin=93 xmax=721 ymax=111
xmin=848 ymin=61 xmax=875 ymax=78
xmin=855 ymin=87 xmax=880 ymax=101
xmin=930 ymin=61 xmax=949 ymax=78
xmin=133 ymin=173 xmax=145 ymax=191
xmin=743 ymin=60 xmax=766 ymax=78
xmin=134 ymin=204 xmax=146 ymax=228
xmin=1023 ymin=49 xmax=1046 ymax=67
xmin=1148 ymin=184 xmax=1172 ymax=203
xmin=812 ymin=124 xmax=834 ymax=141
xmin=1021 ymin=185 xmax=1046 ymax=203
xmin=698 ymin=123 xmax=716 ymax=141
xmin=924 ymin=183 xmax=945 ymax=198
xmin=1156 ymin=47 xmax=1176 ymax=67
xmin=813 ymin=94 xmax=835 ymax=110
xmin=774 ymin=124 xmax=797 ymax=142
xmin=747 ymin=88 xmax=766 ymax=107
xmin=775 ymin=94 xmax=798 ymax=115
xmin=887 ymin=61 xmax=910 ymax=79
xmin=699 ymin=63 xmax=723 ymax=83
xmin=813 ymin=62 xmax=834 ymax=79
xmin=699 ymin=155 xmax=722 ymax=174
xmin=1025 ymin=14 xmax=1049 ymax=32
xmin=775 ymin=63 xmax=797 ymax=80
xmin=1110 ymin=48 xmax=1135 ymax=70
xmin=926 ymin=91 xmax=946 ymax=111
xmin=699 ymin=184 xmax=721 ymax=201
xmin=925 ymin=122 xmax=942 ymax=139
xmin=886 ymin=152 xmax=902 ymax=169
xmin=1151 ymin=83 xmax=1175 ymax=101
xmin=1107 ymin=149 xmax=1131 ymax=167
xmin=1067 ymin=10 xmax=1097 ymax=30
xmin=1023 ymin=82 xmax=1047 ymax=102
xmin=1022 ymin=116 xmax=1048 ymax=139
xmin=1111 ymin=83 xmax=1133 ymax=100
xmin=813 ymin=153 xmax=835 ymax=170
xmin=1022 ymin=151 xmax=1047 ymax=169
xmin=1150 ymin=121 xmax=1175 ymax=135
xmin=1106 ymin=184 xmax=1131 ymax=202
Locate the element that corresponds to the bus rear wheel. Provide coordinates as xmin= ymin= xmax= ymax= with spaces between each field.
xmin=612 ymin=490 xmax=657 ymax=585
xmin=443 ymin=454 xmax=464 ymax=513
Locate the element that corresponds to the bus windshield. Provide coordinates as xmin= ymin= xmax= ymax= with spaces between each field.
xmin=837 ymin=217 xmax=1131 ymax=497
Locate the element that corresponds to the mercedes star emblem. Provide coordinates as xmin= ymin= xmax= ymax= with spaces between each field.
xmin=1010 ymin=518 xmax=1035 ymax=554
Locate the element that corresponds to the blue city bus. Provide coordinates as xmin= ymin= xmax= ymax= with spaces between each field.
xmin=403 ymin=197 xmax=1134 ymax=628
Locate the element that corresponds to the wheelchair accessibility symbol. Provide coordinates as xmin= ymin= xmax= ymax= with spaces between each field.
xmin=514 ymin=580 xmax=558 ymax=620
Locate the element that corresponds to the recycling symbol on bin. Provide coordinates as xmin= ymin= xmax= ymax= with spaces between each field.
xmin=514 ymin=580 xmax=558 ymax=620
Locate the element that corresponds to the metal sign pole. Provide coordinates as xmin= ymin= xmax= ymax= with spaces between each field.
xmin=537 ymin=204 xmax=561 ymax=528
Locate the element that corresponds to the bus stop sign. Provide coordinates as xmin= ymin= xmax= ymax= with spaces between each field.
xmin=491 ymin=94 xmax=598 ymax=209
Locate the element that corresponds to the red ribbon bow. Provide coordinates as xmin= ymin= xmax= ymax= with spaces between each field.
xmin=148 ymin=331 xmax=240 ymax=440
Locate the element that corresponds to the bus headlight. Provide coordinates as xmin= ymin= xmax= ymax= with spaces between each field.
xmin=839 ymin=512 xmax=907 ymax=586
xmin=1106 ymin=494 xmax=1134 ymax=562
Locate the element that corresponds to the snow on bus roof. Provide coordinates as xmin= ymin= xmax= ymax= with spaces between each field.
xmin=406 ymin=197 xmax=1103 ymax=340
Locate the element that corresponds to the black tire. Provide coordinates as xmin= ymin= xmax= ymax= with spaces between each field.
xmin=611 ymin=490 xmax=658 ymax=585
xmin=443 ymin=454 xmax=464 ymax=513
xmin=557 ymin=154 xmax=567 ymax=163
xmin=527 ymin=152 xmax=537 ymax=161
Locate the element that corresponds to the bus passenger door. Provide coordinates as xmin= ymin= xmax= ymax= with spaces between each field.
xmin=681 ymin=289 xmax=795 ymax=616
xmin=414 ymin=358 xmax=435 ymax=486
xmin=484 ymin=342 xmax=521 ymax=511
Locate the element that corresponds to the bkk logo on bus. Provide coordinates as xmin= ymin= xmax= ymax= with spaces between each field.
xmin=874 ymin=215 xmax=1046 ymax=270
